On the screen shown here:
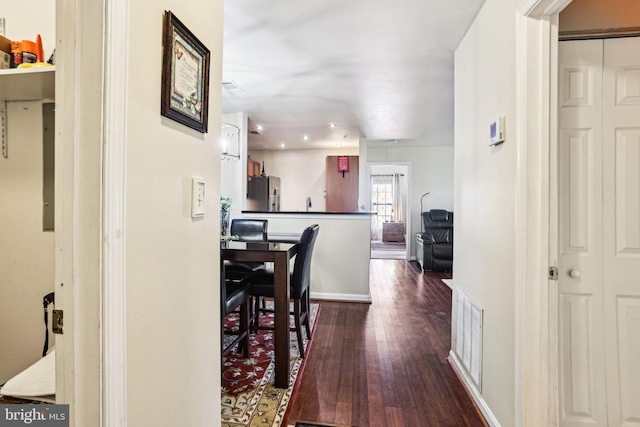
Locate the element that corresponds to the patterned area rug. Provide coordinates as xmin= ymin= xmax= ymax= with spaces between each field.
xmin=0 ymin=394 xmax=47 ymax=404
xmin=221 ymin=302 xmax=320 ymax=427
xmin=292 ymin=423 xmax=342 ymax=427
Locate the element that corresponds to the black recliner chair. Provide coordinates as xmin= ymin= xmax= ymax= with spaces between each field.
xmin=416 ymin=209 xmax=453 ymax=272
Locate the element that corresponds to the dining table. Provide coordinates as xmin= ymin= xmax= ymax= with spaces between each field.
xmin=221 ymin=237 xmax=299 ymax=388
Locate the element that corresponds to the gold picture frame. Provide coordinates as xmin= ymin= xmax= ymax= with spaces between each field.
xmin=161 ymin=11 xmax=210 ymax=133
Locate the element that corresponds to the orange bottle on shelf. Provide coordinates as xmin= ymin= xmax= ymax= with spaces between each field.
xmin=36 ymin=35 xmax=44 ymax=62
xmin=21 ymin=40 xmax=38 ymax=64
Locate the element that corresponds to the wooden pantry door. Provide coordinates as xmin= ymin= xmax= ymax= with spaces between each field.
xmin=325 ymin=155 xmax=359 ymax=212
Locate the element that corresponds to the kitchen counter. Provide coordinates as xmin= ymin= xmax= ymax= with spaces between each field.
xmin=242 ymin=210 xmax=375 ymax=216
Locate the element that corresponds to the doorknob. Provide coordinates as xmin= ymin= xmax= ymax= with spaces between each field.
xmin=569 ymin=269 xmax=580 ymax=278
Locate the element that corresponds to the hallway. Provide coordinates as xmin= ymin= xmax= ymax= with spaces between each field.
xmin=370 ymin=241 xmax=406 ymax=260
xmin=286 ymin=259 xmax=485 ymax=426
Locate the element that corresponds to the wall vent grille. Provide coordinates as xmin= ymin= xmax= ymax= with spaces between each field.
xmin=222 ymin=81 xmax=243 ymax=92
xmin=455 ymin=288 xmax=483 ymax=390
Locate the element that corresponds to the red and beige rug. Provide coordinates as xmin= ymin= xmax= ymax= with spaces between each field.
xmin=221 ymin=303 xmax=320 ymax=427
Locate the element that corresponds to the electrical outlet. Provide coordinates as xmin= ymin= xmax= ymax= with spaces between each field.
xmin=0 ymin=18 xmax=6 ymax=37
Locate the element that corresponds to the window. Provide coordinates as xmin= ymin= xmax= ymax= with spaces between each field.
xmin=371 ymin=179 xmax=393 ymax=223
xmin=370 ymin=174 xmax=394 ymax=241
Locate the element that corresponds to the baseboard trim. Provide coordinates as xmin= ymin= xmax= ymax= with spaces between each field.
xmin=310 ymin=292 xmax=372 ymax=303
xmin=448 ymin=350 xmax=501 ymax=427
xmin=441 ymin=278 xmax=453 ymax=289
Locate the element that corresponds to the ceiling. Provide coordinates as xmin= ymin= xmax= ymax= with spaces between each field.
xmin=221 ymin=0 xmax=485 ymax=151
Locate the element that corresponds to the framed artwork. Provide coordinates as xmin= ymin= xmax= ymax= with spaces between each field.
xmin=161 ymin=11 xmax=210 ymax=133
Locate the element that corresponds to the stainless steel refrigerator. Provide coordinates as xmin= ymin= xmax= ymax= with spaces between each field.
xmin=246 ymin=176 xmax=281 ymax=211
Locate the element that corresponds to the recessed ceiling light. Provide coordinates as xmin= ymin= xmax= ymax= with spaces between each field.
xmin=280 ymin=143 xmax=285 ymax=148
xmin=256 ymin=125 xmax=264 ymax=131
xmin=329 ymin=123 xmax=336 ymax=128
xmin=303 ymin=135 xmax=309 ymax=141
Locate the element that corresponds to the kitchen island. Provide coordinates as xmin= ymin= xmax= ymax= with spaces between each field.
xmin=240 ymin=211 xmax=374 ymax=302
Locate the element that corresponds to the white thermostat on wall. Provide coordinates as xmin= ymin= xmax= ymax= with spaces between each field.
xmin=489 ymin=116 xmax=505 ymax=146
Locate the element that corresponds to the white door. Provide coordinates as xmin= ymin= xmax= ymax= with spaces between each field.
xmin=558 ymin=38 xmax=608 ymax=427
xmin=558 ymin=38 xmax=640 ymax=427
xmin=601 ymin=37 xmax=640 ymax=427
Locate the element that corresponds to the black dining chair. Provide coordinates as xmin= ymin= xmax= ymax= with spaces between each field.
xmin=230 ymin=218 xmax=268 ymax=241
xmin=247 ymin=224 xmax=320 ymax=357
xmin=221 ymin=259 xmax=251 ymax=359
xmin=225 ymin=219 xmax=269 ymax=282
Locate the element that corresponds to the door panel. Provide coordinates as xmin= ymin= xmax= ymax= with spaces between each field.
xmin=613 ymin=131 xmax=640 ymax=253
xmin=602 ymin=37 xmax=640 ymax=427
xmin=559 ymin=294 xmax=599 ymax=418
xmin=325 ymin=155 xmax=359 ymax=212
xmin=558 ymin=39 xmax=607 ymax=426
xmin=612 ymin=297 xmax=640 ymax=425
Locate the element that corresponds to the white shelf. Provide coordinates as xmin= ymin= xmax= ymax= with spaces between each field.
xmin=0 ymin=66 xmax=55 ymax=158
xmin=0 ymin=67 xmax=55 ymax=101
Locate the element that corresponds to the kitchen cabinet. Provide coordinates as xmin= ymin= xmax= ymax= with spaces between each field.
xmin=247 ymin=158 xmax=261 ymax=177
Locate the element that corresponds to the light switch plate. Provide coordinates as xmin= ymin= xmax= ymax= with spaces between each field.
xmin=191 ymin=179 xmax=205 ymax=217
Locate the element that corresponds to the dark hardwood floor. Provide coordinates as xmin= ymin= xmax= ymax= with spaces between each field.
xmin=286 ymin=259 xmax=486 ymax=427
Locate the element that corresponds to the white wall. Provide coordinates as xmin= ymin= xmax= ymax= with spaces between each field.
xmin=248 ymin=148 xmax=359 ymax=212
xmin=243 ymin=212 xmax=372 ymax=301
xmin=123 ymin=3 xmax=224 ymax=426
xmin=1 ymin=1 xmax=56 ymax=61
xmin=0 ymin=101 xmax=55 ymax=383
xmin=47 ymin=0 xmax=224 ymax=423
xmin=453 ymin=0 xmax=518 ymax=425
xmin=366 ymin=145 xmax=454 ymax=256
xmin=221 ymin=112 xmax=248 ymax=217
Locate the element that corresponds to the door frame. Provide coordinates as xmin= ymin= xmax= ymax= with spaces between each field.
xmin=56 ymin=0 xmax=128 ymax=425
xmin=56 ymin=0 xmax=575 ymax=424
xmin=366 ymin=162 xmax=412 ymax=260
xmin=102 ymin=0 xmax=129 ymax=425
xmin=515 ymin=0 xmax=572 ymax=425
xmin=56 ymin=0 xmax=106 ymax=423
